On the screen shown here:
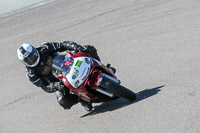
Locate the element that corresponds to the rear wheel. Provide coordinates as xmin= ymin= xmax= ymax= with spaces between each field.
xmin=100 ymin=76 xmax=136 ymax=101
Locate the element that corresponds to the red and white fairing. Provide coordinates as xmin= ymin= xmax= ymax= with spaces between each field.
xmin=54 ymin=52 xmax=118 ymax=102
xmin=65 ymin=56 xmax=91 ymax=88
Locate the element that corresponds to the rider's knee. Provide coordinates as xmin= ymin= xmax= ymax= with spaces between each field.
xmin=56 ymin=91 xmax=78 ymax=109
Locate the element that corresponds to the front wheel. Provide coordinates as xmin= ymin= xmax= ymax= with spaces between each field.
xmin=100 ymin=76 xmax=136 ymax=101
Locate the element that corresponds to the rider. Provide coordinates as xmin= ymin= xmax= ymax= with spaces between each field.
xmin=17 ymin=41 xmax=110 ymax=111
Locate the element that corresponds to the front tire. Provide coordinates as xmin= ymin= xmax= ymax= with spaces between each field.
xmin=100 ymin=76 xmax=136 ymax=101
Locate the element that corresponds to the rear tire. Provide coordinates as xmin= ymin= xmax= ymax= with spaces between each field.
xmin=100 ymin=77 xmax=136 ymax=101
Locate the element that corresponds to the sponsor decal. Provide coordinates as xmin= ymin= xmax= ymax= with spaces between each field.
xmin=81 ymin=67 xmax=86 ymax=77
xmin=75 ymin=60 xmax=82 ymax=67
xmin=82 ymin=68 xmax=90 ymax=81
xmin=86 ymin=68 xmax=90 ymax=76
xmin=85 ymin=58 xmax=90 ymax=64
xmin=97 ymin=77 xmax=103 ymax=85
xmin=64 ymin=60 xmax=72 ymax=66
xmin=82 ymin=76 xmax=86 ymax=81
xmin=71 ymin=70 xmax=79 ymax=80
xmin=75 ymin=80 xmax=80 ymax=87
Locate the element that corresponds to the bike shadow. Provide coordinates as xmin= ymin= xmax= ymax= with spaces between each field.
xmin=80 ymin=85 xmax=165 ymax=118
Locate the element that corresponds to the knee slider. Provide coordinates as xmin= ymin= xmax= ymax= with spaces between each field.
xmin=58 ymin=97 xmax=72 ymax=109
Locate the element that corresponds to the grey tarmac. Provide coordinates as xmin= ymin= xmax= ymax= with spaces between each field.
xmin=0 ymin=0 xmax=200 ymax=133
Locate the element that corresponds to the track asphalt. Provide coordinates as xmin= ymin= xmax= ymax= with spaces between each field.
xmin=0 ymin=0 xmax=200 ymax=132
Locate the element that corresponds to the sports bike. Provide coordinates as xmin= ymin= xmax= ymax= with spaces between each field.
xmin=52 ymin=52 xmax=136 ymax=106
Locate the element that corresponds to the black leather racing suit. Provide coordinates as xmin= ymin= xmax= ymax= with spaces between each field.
xmin=25 ymin=41 xmax=100 ymax=109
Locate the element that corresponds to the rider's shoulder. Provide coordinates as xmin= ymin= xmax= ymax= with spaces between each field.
xmin=25 ymin=66 xmax=36 ymax=74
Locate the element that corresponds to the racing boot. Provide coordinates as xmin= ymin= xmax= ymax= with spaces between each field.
xmin=106 ymin=63 xmax=116 ymax=74
xmin=79 ymin=99 xmax=93 ymax=112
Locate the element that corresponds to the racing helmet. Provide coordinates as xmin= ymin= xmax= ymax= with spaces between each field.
xmin=17 ymin=43 xmax=40 ymax=67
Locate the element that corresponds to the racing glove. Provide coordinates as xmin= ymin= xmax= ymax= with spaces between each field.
xmin=82 ymin=45 xmax=101 ymax=61
xmin=74 ymin=45 xmax=85 ymax=52
xmin=53 ymin=82 xmax=65 ymax=91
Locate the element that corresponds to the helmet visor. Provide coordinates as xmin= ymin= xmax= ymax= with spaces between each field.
xmin=23 ymin=48 xmax=39 ymax=66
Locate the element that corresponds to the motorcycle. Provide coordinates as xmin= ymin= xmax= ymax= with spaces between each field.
xmin=51 ymin=52 xmax=136 ymax=108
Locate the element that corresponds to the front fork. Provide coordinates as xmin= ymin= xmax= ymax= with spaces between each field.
xmin=87 ymin=70 xmax=120 ymax=97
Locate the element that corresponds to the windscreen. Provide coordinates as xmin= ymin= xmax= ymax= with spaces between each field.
xmin=52 ymin=53 xmax=74 ymax=77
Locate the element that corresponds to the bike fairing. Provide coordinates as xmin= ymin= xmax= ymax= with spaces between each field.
xmin=52 ymin=52 xmax=136 ymax=104
xmin=52 ymin=53 xmax=91 ymax=89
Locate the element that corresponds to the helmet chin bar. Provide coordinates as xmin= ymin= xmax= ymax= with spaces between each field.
xmin=24 ymin=51 xmax=40 ymax=67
